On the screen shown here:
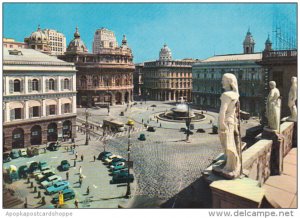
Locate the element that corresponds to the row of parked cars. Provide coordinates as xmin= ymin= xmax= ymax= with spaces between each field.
xmin=98 ymin=151 xmax=134 ymax=184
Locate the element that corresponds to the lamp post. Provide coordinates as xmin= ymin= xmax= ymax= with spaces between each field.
xmin=125 ymin=119 xmax=134 ymax=198
xmin=84 ymin=108 xmax=90 ymax=145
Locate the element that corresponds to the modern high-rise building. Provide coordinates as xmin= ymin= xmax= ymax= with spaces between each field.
xmin=142 ymin=44 xmax=198 ymax=102
xmin=43 ymin=29 xmax=67 ymax=56
xmin=92 ymin=28 xmax=118 ymax=53
xmin=24 ymin=26 xmax=66 ymax=56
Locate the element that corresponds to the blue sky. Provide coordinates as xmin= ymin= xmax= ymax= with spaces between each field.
xmin=3 ymin=3 xmax=297 ymax=63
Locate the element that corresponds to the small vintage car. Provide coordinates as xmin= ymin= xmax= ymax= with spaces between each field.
xmin=138 ymin=134 xmax=146 ymax=141
xmin=110 ymin=174 xmax=134 ymax=184
xmin=60 ymin=160 xmax=70 ymax=171
xmin=46 ymin=181 xmax=69 ymax=195
xmin=41 ymin=175 xmax=62 ymax=189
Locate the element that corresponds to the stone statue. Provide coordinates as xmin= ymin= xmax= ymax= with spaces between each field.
xmin=179 ymin=96 xmax=184 ymax=104
xmin=288 ymin=77 xmax=297 ymax=122
xmin=213 ymin=73 xmax=242 ymax=179
xmin=265 ymin=81 xmax=281 ymax=131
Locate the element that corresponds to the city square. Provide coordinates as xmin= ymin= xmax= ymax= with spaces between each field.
xmin=2 ymin=2 xmax=297 ymax=211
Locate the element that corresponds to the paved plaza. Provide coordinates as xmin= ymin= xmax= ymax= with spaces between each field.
xmin=4 ymin=101 xmax=260 ymax=208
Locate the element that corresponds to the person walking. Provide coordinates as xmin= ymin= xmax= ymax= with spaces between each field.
xmin=86 ymin=186 xmax=90 ymax=195
xmin=75 ymin=152 xmax=78 ymax=160
xmin=79 ymin=177 xmax=82 ymax=187
xmin=79 ymin=166 xmax=82 ymax=175
xmin=66 ymin=172 xmax=69 ymax=180
xmin=93 ymin=155 xmax=96 ymax=162
xmin=74 ymin=199 xmax=79 ymax=208
xmin=81 ymin=155 xmax=84 ymax=162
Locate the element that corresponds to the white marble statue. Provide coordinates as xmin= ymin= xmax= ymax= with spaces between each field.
xmin=214 ymin=73 xmax=241 ymax=179
xmin=265 ymin=81 xmax=281 ymax=131
xmin=288 ymin=77 xmax=297 ymax=122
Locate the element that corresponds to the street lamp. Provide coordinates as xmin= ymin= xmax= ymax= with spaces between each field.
xmin=84 ymin=108 xmax=91 ymax=145
xmin=125 ymin=119 xmax=134 ymax=198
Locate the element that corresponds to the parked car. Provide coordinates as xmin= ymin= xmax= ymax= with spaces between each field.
xmin=19 ymin=149 xmax=27 ymax=157
xmin=109 ymin=158 xmax=126 ymax=166
xmin=98 ymin=151 xmax=112 ymax=160
xmin=138 ymin=134 xmax=146 ymax=141
xmin=101 ymin=152 xmax=114 ymax=161
xmin=41 ymin=175 xmax=62 ymax=188
xmin=111 ymin=169 xmax=129 ymax=177
xmin=46 ymin=181 xmax=69 ymax=195
xmin=37 ymin=171 xmax=56 ymax=183
xmin=18 ymin=165 xmax=29 ymax=179
xmin=10 ymin=150 xmax=20 ymax=159
xmin=27 ymin=147 xmax=39 ymax=157
xmin=111 ymin=168 xmax=128 ymax=176
xmin=48 ymin=142 xmax=59 ymax=151
xmin=60 ymin=160 xmax=70 ymax=171
xmin=29 ymin=162 xmax=39 ymax=173
xmin=104 ymin=155 xmax=122 ymax=164
xmin=110 ymin=161 xmax=125 ymax=170
xmin=110 ymin=174 xmax=134 ymax=184
xmin=52 ymin=189 xmax=75 ymax=204
xmin=147 ymin=126 xmax=156 ymax=132
xmin=110 ymin=164 xmax=127 ymax=172
xmin=3 ymin=152 xmax=11 ymax=163
xmin=39 ymin=161 xmax=50 ymax=171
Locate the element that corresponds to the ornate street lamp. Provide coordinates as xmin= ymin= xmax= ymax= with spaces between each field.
xmin=125 ymin=119 xmax=134 ymax=198
xmin=185 ymin=102 xmax=192 ymax=143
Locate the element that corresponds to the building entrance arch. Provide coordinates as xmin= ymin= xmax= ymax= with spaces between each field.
xmin=115 ymin=92 xmax=122 ymax=104
xmin=47 ymin=123 xmax=58 ymax=142
xmin=12 ymin=128 xmax=24 ymax=148
xmin=30 ymin=125 xmax=42 ymax=145
xmin=63 ymin=120 xmax=72 ymax=140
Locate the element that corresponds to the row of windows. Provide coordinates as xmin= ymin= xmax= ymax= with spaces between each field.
xmin=9 ymin=103 xmax=72 ymax=120
xmin=194 ymin=71 xmax=261 ymax=80
xmin=144 ymin=72 xmax=191 ymax=78
xmin=8 ymin=78 xmax=72 ymax=93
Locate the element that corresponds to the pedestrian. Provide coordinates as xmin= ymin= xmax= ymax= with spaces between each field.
xmin=66 ymin=172 xmax=69 ymax=180
xmin=160 ymin=123 xmax=162 ymax=128
xmin=86 ymin=186 xmax=90 ymax=195
xmin=79 ymin=166 xmax=82 ymax=175
xmin=75 ymin=152 xmax=78 ymax=160
xmin=74 ymin=199 xmax=79 ymax=208
xmin=157 ymin=118 xmax=159 ymax=123
xmin=73 ymin=159 xmax=76 ymax=167
xmin=81 ymin=155 xmax=84 ymax=162
xmin=142 ymin=119 xmax=144 ymax=124
xmin=79 ymin=178 xmax=82 ymax=187
xmin=93 ymin=155 xmax=96 ymax=162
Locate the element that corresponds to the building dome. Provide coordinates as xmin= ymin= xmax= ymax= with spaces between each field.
xmin=29 ymin=25 xmax=48 ymax=42
xmin=159 ymin=43 xmax=172 ymax=61
xmin=243 ymin=28 xmax=255 ymax=54
xmin=243 ymin=29 xmax=255 ymax=44
xmin=66 ymin=27 xmax=88 ymax=53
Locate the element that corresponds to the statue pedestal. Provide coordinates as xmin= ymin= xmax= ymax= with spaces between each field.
xmin=210 ymin=178 xmax=265 ymax=208
xmin=262 ymin=128 xmax=284 ymax=175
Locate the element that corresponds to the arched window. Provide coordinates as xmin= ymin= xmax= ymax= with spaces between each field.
xmin=64 ymin=78 xmax=70 ymax=90
xmin=14 ymin=79 xmax=21 ymax=92
xmin=32 ymin=79 xmax=39 ymax=91
xmin=49 ymin=79 xmax=55 ymax=90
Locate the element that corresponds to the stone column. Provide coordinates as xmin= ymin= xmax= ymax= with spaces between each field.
xmin=24 ymin=76 xmax=28 ymax=94
xmin=24 ymin=100 xmax=29 ymax=119
xmin=72 ymin=95 xmax=77 ymax=114
xmin=169 ymin=92 xmax=171 ymax=101
xmin=72 ymin=74 xmax=76 ymax=91
xmin=173 ymin=91 xmax=176 ymax=101
xmin=42 ymin=99 xmax=46 ymax=117
xmin=42 ymin=76 xmax=45 ymax=93
xmin=5 ymin=102 xmax=10 ymax=122
xmin=58 ymin=76 xmax=61 ymax=92
xmin=58 ymin=98 xmax=62 ymax=115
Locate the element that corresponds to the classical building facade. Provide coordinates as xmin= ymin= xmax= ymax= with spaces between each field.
xmin=24 ymin=26 xmax=66 ymax=56
xmin=3 ymin=48 xmax=77 ymax=152
xmin=3 ymin=38 xmax=28 ymax=49
xmin=143 ymin=44 xmax=197 ymax=102
xmin=59 ymin=27 xmax=134 ymax=107
xmin=133 ymin=63 xmax=144 ymax=100
xmin=192 ymin=30 xmax=265 ymax=116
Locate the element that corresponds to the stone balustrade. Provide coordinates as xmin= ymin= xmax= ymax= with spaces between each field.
xmin=280 ymin=121 xmax=294 ymax=157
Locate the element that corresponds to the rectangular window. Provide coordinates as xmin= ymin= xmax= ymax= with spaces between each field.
xmin=64 ymin=103 xmax=71 ymax=113
xmin=14 ymin=108 xmax=22 ymax=119
xmin=49 ymin=105 xmax=56 ymax=115
xmin=32 ymin=106 xmax=39 ymax=117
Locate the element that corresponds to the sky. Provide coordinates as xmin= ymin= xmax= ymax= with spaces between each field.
xmin=3 ymin=3 xmax=297 ymax=63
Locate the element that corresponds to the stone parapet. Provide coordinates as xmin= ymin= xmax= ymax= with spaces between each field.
xmin=280 ymin=121 xmax=294 ymax=157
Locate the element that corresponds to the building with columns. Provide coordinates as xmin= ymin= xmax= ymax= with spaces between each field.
xmin=142 ymin=44 xmax=197 ymax=102
xmin=192 ymin=30 xmax=265 ymax=116
xmin=3 ymin=48 xmax=77 ymax=152
xmin=59 ymin=27 xmax=134 ymax=107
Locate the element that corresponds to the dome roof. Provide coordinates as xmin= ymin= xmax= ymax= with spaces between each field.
xmin=159 ymin=43 xmax=172 ymax=61
xmin=66 ymin=27 xmax=88 ymax=53
xmin=29 ymin=25 xmax=48 ymax=42
xmin=265 ymin=34 xmax=272 ymax=44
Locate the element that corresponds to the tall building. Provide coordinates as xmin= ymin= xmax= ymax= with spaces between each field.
xmin=142 ymin=44 xmax=197 ymax=102
xmin=59 ymin=27 xmax=134 ymax=106
xmin=24 ymin=26 xmax=66 ymax=56
xmin=133 ymin=63 xmax=144 ymax=100
xmin=192 ymin=30 xmax=264 ymax=116
xmin=43 ymin=29 xmax=67 ymax=56
xmin=3 ymin=48 xmax=77 ymax=152
xmin=3 ymin=38 xmax=28 ymax=49
xmin=93 ymin=28 xmax=118 ymax=53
